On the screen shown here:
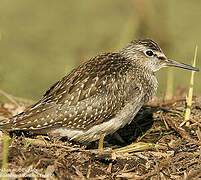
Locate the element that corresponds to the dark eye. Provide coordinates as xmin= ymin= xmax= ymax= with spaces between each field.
xmin=145 ymin=50 xmax=154 ymax=57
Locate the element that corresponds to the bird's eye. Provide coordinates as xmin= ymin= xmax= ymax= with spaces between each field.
xmin=145 ymin=50 xmax=154 ymax=57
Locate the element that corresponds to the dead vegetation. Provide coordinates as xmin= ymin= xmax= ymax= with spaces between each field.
xmin=0 ymin=95 xmax=200 ymax=179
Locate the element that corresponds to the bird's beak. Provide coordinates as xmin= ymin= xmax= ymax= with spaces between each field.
xmin=164 ymin=59 xmax=199 ymax=72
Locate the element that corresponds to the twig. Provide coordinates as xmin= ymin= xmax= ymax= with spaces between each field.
xmin=86 ymin=164 xmax=91 ymax=179
xmin=24 ymin=137 xmax=81 ymax=152
xmin=0 ymin=89 xmax=19 ymax=107
xmin=165 ymin=116 xmax=198 ymax=145
xmin=72 ymin=165 xmax=84 ymax=178
xmin=13 ymin=96 xmax=35 ymax=105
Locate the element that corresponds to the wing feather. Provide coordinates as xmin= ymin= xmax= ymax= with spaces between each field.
xmin=0 ymin=53 xmax=143 ymax=132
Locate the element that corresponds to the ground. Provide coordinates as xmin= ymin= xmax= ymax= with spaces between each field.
xmin=0 ymin=95 xmax=200 ymax=179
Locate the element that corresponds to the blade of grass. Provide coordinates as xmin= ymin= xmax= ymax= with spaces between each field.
xmin=1 ymin=134 xmax=9 ymax=180
xmin=113 ymin=142 xmax=166 ymax=154
xmin=180 ymin=45 xmax=198 ymax=127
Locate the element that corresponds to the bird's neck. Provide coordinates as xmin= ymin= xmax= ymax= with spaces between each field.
xmin=132 ymin=61 xmax=158 ymax=102
xmin=142 ymin=71 xmax=158 ymax=103
xmin=119 ymin=51 xmax=158 ymax=102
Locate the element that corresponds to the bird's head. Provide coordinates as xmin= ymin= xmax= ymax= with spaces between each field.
xmin=120 ymin=39 xmax=199 ymax=73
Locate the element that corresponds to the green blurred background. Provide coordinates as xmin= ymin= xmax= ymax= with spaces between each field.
xmin=0 ymin=0 xmax=200 ymax=101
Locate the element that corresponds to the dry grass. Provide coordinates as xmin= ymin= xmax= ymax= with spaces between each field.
xmin=183 ymin=46 xmax=198 ymax=127
xmin=0 ymin=94 xmax=200 ymax=179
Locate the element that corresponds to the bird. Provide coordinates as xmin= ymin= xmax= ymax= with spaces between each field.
xmin=0 ymin=39 xmax=199 ymax=147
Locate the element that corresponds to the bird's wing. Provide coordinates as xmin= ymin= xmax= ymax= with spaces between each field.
xmin=0 ymin=53 xmax=143 ymax=131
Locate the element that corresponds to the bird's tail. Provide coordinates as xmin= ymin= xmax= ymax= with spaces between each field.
xmin=0 ymin=117 xmax=14 ymax=131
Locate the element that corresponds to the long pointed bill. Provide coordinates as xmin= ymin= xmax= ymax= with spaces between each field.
xmin=165 ymin=59 xmax=199 ymax=72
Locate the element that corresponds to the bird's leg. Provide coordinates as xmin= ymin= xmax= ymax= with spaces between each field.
xmin=98 ymin=134 xmax=105 ymax=150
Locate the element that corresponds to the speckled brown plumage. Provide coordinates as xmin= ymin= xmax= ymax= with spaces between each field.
xmin=0 ymin=39 xmax=199 ymax=142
